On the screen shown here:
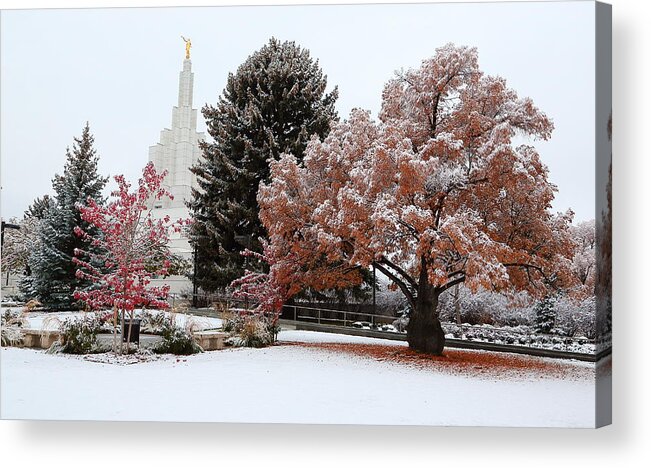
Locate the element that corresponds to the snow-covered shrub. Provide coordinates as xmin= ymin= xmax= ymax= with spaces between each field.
xmin=552 ymin=295 xmax=596 ymax=338
xmin=2 ymin=309 xmax=27 ymax=327
xmin=1 ymin=296 xmax=23 ymax=306
xmin=352 ymin=321 xmax=371 ymax=329
xmin=1 ymin=309 xmax=27 ymax=346
xmin=438 ymin=287 xmax=514 ymax=325
xmin=221 ymin=310 xmax=244 ymax=334
xmin=223 ymin=312 xmax=278 ymax=348
xmin=440 ymin=321 xmax=595 ymax=353
xmin=58 ymin=316 xmax=103 ymax=354
xmin=1 ymin=326 xmax=24 ymax=347
xmin=392 ymin=316 xmax=409 ymax=333
xmin=154 ymin=319 xmax=202 ymax=355
xmin=374 ymin=285 xmax=409 ymax=317
xmin=437 ymin=285 xmax=596 ymax=339
xmin=491 ymin=304 xmax=535 ymax=328
xmin=140 ymin=310 xmax=169 ymax=334
xmin=238 ymin=316 xmax=273 ymax=348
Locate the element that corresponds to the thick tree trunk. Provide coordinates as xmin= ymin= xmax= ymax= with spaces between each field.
xmin=406 ymin=286 xmax=445 ymax=355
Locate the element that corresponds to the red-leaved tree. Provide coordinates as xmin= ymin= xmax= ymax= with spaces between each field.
xmin=230 ymin=242 xmax=289 ymax=316
xmin=73 ymin=162 xmax=188 ymax=353
xmin=258 ymin=44 xmax=577 ymax=354
xmin=229 ymin=240 xmax=296 ymax=338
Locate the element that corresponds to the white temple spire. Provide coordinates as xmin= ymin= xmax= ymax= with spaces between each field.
xmin=146 ymin=44 xmax=205 ymax=294
xmin=177 ymin=59 xmax=194 ymax=109
xmin=148 ymin=53 xmax=204 ymax=210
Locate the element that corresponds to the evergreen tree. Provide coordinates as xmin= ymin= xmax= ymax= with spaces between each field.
xmin=534 ymin=295 xmax=557 ymax=334
xmin=189 ymin=38 xmax=338 ymax=291
xmin=28 ymin=123 xmax=108 ymax=309
xmin=25 ymin=195 xmax=54 ymax=220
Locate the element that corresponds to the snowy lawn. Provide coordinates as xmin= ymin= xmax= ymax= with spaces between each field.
xmin=1 ymin=328 xmax=596 ymax=427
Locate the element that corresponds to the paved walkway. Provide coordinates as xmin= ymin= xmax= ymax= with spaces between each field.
xmin=96 ymin=333 xmax=162 ymax=349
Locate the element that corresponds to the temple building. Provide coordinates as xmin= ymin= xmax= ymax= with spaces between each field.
xmin=148 ymin=39 xmax=204 ymax=296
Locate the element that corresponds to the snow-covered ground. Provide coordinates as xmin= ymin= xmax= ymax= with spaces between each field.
xmin=11 ymin=309 xmax=221 ymax=331
xmin=1 ymin=326 xmax=596 ymax=427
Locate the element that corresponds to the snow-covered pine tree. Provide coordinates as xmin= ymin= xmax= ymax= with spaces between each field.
xmin=25 ymin=195 xmax=54 ymax=220
xmin=28 ymin=123 xmax=108 ymax=310
xmin=188 ymin=37 xmax=339 ymax=292
xmin=534 ymin=296 xmax=556 ymax=334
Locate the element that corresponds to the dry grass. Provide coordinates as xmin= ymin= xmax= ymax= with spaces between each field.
xmin=41 ymin=314 xmax=63 ymax=333
xmin=1 ymin=309 xmax=29 ymax=346
xmin=23 ymin=299 xmax=42 ymax=312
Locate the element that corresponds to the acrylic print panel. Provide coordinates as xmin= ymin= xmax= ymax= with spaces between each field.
xmin=0 ymin=1 xmax=611 ymax=427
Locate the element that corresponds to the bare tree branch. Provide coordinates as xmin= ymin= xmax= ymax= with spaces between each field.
xmin=373 ymin=261 xmax=416 ymax=309
xmin=377 ymin=256 xmax=418 ymax=290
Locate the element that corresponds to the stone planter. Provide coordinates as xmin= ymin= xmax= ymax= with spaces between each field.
xmin=40 ymin=331 xmax=60 ymax=349
xmin=21 ymin=329 xmax=61 ymax=349
xmin=193 ymin=331 xmax=227 ymax=351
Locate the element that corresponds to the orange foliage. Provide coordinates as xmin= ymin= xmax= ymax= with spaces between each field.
xmin=259 ymin=44 xmax=577 ymax=309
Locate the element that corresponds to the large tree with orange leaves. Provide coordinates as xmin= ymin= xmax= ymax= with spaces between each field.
xmin=258 ymin=44 xmax=576 ymax=354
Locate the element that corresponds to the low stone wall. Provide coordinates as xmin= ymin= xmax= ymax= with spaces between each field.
xmin=21 ymin=329 xmax=61 ymax=349
xmin=193 ymin=331 xmax=227 ymax=351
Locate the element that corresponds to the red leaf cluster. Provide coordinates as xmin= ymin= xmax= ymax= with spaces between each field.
xmin=230 ymin=241 xmax=298 ymax=328
xmin=73 ymin=162 xmax=190 ymax=313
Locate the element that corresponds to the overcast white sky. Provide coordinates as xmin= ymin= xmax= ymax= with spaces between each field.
xmin=1 ymin=1 xmax=595 ymax=222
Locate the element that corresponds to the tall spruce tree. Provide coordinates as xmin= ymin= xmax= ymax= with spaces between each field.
xmin=189 ymin=38 xmax=338 ymax=291
xmin=28 ymin=123 xmax=108 ymax=309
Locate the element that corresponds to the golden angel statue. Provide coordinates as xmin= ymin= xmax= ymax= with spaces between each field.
xmin=181 ymin=36 xmax=192 ymax=59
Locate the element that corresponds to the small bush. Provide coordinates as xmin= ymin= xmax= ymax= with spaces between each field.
xmin=243 ymin=316 xmax=279 ymax=347
xmin=58 ymin=316 xmax=102 ymax=354
xmin=153 ymin=319 xmax=202 ymax=355
xmin=222 ymin=311 xmax=279 ymax=348
xmin=1 ymin=312 xmax=25 ymax=346
xmin=492 ymin=306 xmax=535 ymax=328
xmin=552 ymin=295 xmax=596 ymax=338
xmin=392 ymin=316 xmax=409 ymax=333
xmin=237 ymin=316 xmax=272 ymax=348
xmin=140 ymin=310 xmax=169 ymax=334
xmin=221 ymin=310 xmax=244 ymax=334
xmin=2 ymin=309 xmax=28 ymax=328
